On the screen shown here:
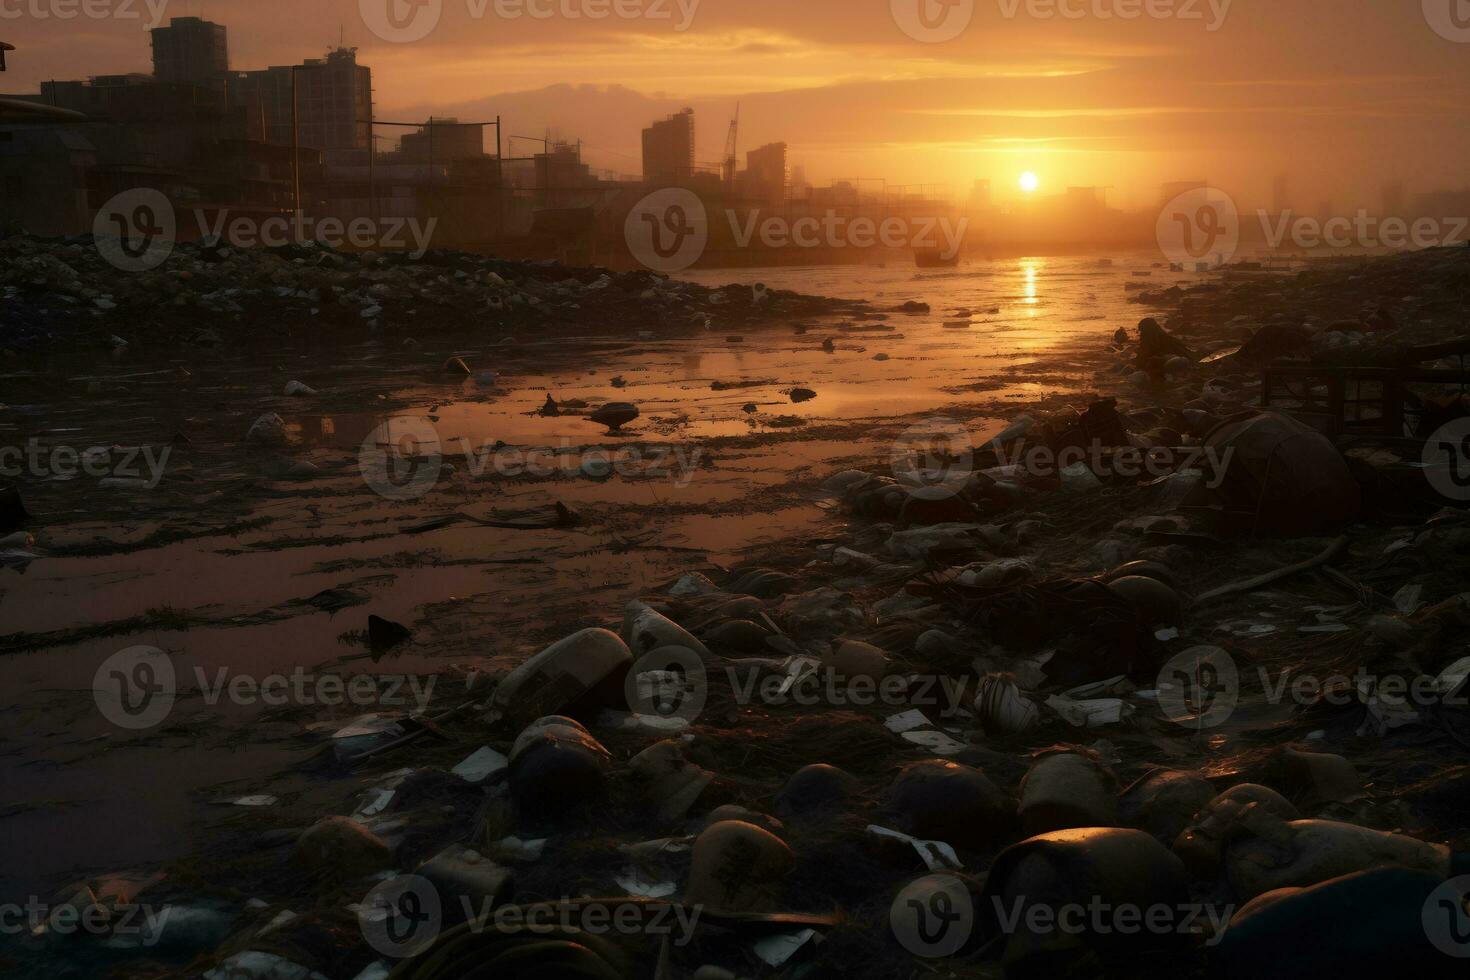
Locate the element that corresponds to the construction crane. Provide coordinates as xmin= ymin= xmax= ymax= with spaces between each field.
xmin=722 ymin=103 xmax=740 ymax=190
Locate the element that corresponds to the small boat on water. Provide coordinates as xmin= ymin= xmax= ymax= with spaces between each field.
xmin=914 ymin=248 xmax=961 ymax=268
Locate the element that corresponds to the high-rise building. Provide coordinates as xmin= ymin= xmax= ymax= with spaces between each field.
xmin=150 ymin=17 xmax=228 ymax=84
xmin=743 ymin=142 xmax=787 ymax=203
xmin=641 ymin=108 xmax=695 ymax=181
xmin=231 ymin=48 xmax=372 ymax=166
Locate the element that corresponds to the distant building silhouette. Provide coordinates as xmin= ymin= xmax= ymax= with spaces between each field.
xmin=641 ymin=108 xmax=695 ymax=181
xmin=151 ymin=17 xmax=228 ymax=84
xmin=398 ymin=118 xmax=485 ymax=165
xmin=230 ymin=48 xmax=372 ymax=166
xmin=743 ymin=142 xmax=787 ymax=204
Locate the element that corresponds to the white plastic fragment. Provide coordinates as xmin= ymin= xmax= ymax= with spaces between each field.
xmin=330 ymin=715 xmax=404 ymax=739
xmin=1045 ymin=695 xmax=1130 ymax=728
xmin=866 ymin=824 xmax=962 ymax=871
xmin=752 ymin=929 xmax=818 ymax=968
xmin=451 ymin=746 xmax=509 ymax=784
xmin=900 ymin=729 xmax=966 ymax=754
xmin=884 ymin=710 xmax=931 ymax=734
xmin=1393 ymin=583 xmax=1425 ymax=616
xmin=614 ymin=870 xmax=677 ymax=898
xmin=232 ymin=795 xmax=278 ymax=807
xmin=495 ymin=836 xmax=547 ymax=861
xmin=204 ymin=952 xmax=329 ymax=980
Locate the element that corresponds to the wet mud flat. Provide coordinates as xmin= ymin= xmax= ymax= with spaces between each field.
xmin=4 ymin=243 xmax=1470 ymax=979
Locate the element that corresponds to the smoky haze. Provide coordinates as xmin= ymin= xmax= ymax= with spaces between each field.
xmin=3 ymin=0 xmax=1468 ymax=214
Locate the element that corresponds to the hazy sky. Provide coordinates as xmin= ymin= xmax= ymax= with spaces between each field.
xmin=5 ymin=0 xmax=1469 ymax=210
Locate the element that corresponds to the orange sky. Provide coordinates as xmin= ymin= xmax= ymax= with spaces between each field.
xmin=5 ymin=0 xmax=1469 ymax=211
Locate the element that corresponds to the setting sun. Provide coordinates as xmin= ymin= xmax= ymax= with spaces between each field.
xmin=1019 ymin=172 xmax=1040 ymax=194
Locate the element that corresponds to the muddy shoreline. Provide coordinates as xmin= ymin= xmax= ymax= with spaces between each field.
xmin=4 ymin=244 xmax=1470 ymax=979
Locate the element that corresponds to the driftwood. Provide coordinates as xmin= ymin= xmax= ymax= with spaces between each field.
xmin=1194 ymin=536 xmax=1348 ymax=604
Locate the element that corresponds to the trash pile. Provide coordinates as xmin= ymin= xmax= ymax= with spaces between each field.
xmin=12 ymin=246 xmax=1470 ymax=979
xmin=1130 ymin=245 xmax=1470 ymax=363
xmin=0 ymin=235 xmax=862 ymax=353
xmin=47 ymin=404 xmax=1468 ymax=979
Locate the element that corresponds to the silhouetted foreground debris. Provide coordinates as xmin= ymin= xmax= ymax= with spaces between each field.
xmin=0 ymin=235 xmax=865 ymax=353
xmin=14 ymin=247 xmax=1470 ymax=980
